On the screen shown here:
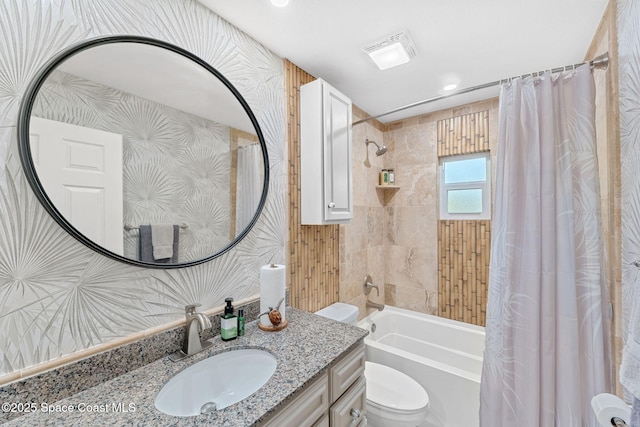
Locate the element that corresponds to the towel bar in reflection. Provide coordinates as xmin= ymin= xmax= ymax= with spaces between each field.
xmin=124 ymin=223 xmax=189 ymax=231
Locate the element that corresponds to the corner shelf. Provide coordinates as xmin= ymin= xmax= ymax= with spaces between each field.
xmin=375 ymin=185 xmax=400 ymax=189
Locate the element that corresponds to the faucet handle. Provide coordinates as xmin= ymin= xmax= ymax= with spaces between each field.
xmin=363 ymin=275 xmax=380 ymax=296
xmin=185 ymin=304 xmax=201 ymax=315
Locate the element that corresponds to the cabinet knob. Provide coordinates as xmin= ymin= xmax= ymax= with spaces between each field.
xmin=350 ymin=408 xmax=361 ymax=419
xmin=328 ymin=202 xmax=336 ymax=208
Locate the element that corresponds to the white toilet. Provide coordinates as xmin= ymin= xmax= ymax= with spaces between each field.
xmin=365 ymin=361 xmax=430 ymax=426
xmin=315 ymin=303 xmax=430 ymax=427
xmin=315 ymin=302 xmax=360 ymax=324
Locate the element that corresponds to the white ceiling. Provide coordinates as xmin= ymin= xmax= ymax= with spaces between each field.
xmin=198 ymin=0 xmax=608 ymax=123
xmin=58 ymin=42 xmax=254 ymax=133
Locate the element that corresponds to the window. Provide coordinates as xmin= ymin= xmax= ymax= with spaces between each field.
xmin=439 ymin=152 xmax=491 ymax=220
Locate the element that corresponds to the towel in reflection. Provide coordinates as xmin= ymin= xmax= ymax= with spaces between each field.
xmin=139 ymin=224 xmax=179 ymax=263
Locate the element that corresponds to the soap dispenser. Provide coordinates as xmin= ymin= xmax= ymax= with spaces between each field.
xmin=221 ymin=297 xmax=237 ymax=341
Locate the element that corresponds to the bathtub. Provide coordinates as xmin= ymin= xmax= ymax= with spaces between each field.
xmin=358 ymin=306 xmax=485 ymax=427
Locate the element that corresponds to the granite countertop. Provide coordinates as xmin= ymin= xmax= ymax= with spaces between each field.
xmin=3 ymin=308 xmax=367 ymax=426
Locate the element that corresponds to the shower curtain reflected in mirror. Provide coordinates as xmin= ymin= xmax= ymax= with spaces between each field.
xmin=480 ymin=64 xmax=611 ymax=427
xmin=235 ymin=144 xmax=262 ymax=237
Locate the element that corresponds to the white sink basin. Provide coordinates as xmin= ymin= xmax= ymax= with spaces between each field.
xmin=154 ymin=348 xmax=277 ymax=417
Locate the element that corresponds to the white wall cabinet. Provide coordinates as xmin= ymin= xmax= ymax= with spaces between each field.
xmin=300 ymin=78 xmax=353 ymax=224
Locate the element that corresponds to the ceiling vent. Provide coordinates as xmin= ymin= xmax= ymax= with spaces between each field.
xmin=362 ymin=30 xmax=417 ymax=70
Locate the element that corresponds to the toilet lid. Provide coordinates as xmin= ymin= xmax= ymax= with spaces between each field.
xmin=365 ymin=362 xmax=429 ymax=411
xmin=314 ymin=303 xmax=358 ymax=325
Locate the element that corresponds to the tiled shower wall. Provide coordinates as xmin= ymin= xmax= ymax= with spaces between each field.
xmin=380 ymin=99 xmax=499 ymax=315
xmin=436 ymin=111 xmax=491 ymax=326
xmin=0 ymin=0 xmax=286 ymax=381
xmin=338 ymin=107 xmax=386 ymax=317
xmin=341 ymin=99 xmax=498 ymax=318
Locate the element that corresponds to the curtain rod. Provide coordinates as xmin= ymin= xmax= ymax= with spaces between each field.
xmin=352 ymin=52 xmax=609 ymax=126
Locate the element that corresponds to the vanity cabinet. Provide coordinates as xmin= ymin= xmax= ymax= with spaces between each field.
xmin=329 ymin=344 xmax=366 ymax=427
xmin=260 ymin=344 xmax=366 ymax=427
xmin=261 ymin=374 xmax=330 ymax=427
xmin=330 ymin=377 xmax=366 ymax=427
xmin=300 ymin=78 xmax=353 ymax=225
xmin=329 ymin=342 xmax=365 ymax=401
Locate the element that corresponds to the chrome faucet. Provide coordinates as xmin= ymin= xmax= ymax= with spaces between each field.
xmin=364 ymin=275 xmax=384 ymax=311
xmin=169 ymin=304 xmax=213 ymax=362
xmin=366 ymin=300 xmax=385 ymax=311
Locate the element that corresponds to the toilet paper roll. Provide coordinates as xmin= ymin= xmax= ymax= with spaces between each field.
xmin=591 ymin=393 xmax=630 ymax=427
xmin=259 ymin=264 xmax=286 ymax=327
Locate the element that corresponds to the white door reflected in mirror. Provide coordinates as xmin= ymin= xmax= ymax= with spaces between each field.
xmin=29 ymin=117 xmax=124 ymax=255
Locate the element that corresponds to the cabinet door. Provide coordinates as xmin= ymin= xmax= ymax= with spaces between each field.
xmin=330 ymin=344 xmax=365 ymax=402
xmin=329 ymin=376 xmax=366 ymax=427
xmin=260 ymin=374 xmax=329 ymax=427
xmin=313 ymin=413 xmax=330 ymax=427
xmin=322 ymin=84 xmax=352 ymax=222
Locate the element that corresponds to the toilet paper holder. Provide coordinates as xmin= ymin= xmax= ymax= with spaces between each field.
xmin=591 ymin=393 xmax=630 ymax=427
xmin=611 ymin=418 xmax=627 ymax=427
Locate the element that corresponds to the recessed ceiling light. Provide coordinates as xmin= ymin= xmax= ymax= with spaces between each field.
xmin=443 ymin=83 xmax=458 ymax=91
xmin=362 ymin=30 xmax=417 ymax=71
xmin=270 ymin=0 xmax=290 ymax=7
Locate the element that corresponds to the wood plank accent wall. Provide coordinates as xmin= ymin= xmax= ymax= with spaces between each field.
xmin=285 ymin=60 xmax=340 ymax=312
xmin=438 ymin=220 xmax=491 ymax=325
xmin=437 ymin=111 xmax=490 ymax=157
xmin=437 ymin=110 xmax=491 ymax=326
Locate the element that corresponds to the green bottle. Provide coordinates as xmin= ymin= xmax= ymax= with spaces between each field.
xmin=220 ymin=298 xmax=237 ymax=341
xmin=237 ymin=309 xmax=245 ymax=336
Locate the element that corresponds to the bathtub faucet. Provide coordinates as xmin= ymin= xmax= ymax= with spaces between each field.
xmin=366 ymin=300 xmax=385 ymax=311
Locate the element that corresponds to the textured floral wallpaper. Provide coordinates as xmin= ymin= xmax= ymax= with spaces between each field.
xmin=33 ymin=69 xmax=237 ymax=262
xmin=0 ymin=0 xmax=285 ymax=377
xmin=619 ymin=0 xmax=640 ymax=359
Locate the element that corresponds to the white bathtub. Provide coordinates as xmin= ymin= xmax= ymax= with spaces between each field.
xmin=358 ymin=306 xmax=485 ymax=427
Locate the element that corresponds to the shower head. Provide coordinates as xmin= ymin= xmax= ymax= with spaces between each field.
xmin=365 ymin=138 xmax=387 ymax=156
xmin=375 ymin=145 xmax=388 ymax=156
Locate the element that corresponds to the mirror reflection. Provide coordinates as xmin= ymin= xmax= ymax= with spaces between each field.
xmin=24 ymin=39 xmax=267 ymax=266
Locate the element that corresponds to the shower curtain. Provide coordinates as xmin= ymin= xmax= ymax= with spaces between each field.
xmin=235 ymin=144 xmax=262 ymax=237
xmin=480 ymin=64 xmax=610 ymax=426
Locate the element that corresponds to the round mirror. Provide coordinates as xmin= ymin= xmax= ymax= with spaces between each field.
xmin=18 ymin=36 xmax=269 ymax=268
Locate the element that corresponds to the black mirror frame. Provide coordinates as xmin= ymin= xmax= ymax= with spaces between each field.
xmin=17 ymin=35 xmax=270 ymax=269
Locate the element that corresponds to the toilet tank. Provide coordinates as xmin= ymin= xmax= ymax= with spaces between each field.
xmin=315 ymin=303 xmax=359 ymax=325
